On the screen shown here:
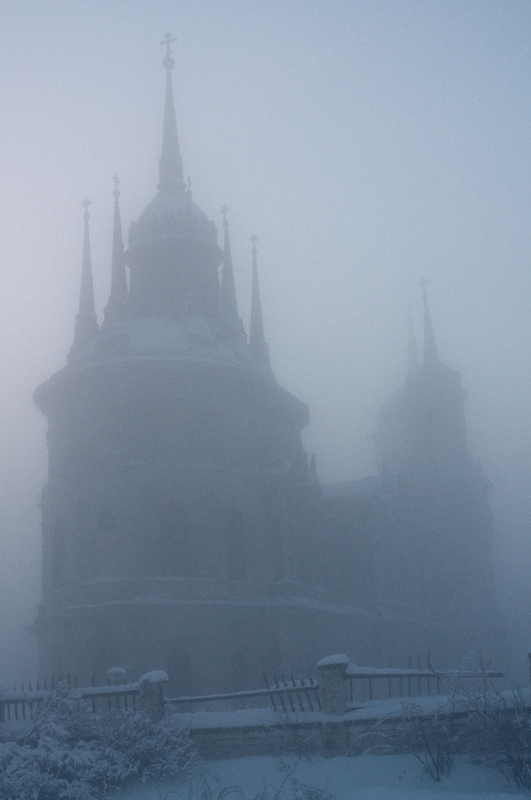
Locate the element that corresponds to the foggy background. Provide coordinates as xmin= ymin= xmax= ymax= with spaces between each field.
xmin=1 ymin=0 xmax=530 ymax=684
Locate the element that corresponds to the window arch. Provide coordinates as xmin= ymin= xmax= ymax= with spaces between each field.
xmin=159 ymin=501 xmax=191 ymax=577
xmin=226 ymin=503 xmax=247 ymax=581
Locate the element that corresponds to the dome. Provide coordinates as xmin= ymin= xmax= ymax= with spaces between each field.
xmin=128 ymin=189 xmax=217 ymax=248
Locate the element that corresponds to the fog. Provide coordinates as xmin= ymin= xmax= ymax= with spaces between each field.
xmin=1 ymin=0 xmax=531 ymax=684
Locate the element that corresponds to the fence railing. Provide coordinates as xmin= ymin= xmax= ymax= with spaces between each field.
xmin=0 ymin=653 xmax=506 ymax=723
xmin=0 ymin=682 xmax=140 ymax=723
xmin=0 ymin=675 xmax=320 ymax=722
xmin=346 ymin=666 xmax=504 ymax=703
xmin=166 ymin=677 xmax=321 ymax=713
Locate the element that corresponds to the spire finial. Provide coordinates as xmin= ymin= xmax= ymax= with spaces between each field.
xmin=82 ymin=197 xmax=91 ymax=220
xmin=249 ymin=235 xmax=270 ymax=366
xmin=104 ymin=176 xmax=128 ymax=323
xmin=69 ymin=199 xmax=98 ymax=359
xmin=419 ymin=278 xmax=439 ymax=364
xmin=158 ymin=32 xmax=184 ymax=193
xmin=221 ymin=204 xmax=229 ymax=229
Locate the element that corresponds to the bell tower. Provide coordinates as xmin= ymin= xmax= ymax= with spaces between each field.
xmin=374 ymin=289 xmax=500 ymax=651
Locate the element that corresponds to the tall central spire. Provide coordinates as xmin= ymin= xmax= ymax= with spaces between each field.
xmin=158 ymin=32 xmax=185 ymax=193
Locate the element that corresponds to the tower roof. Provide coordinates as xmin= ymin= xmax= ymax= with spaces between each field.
xmin=127 ymin=33 xmax=215 ymax=249
xmin=125 ymin=36 xmax=222 ymax=319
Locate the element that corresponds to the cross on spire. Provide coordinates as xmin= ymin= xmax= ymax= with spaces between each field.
xmin=161 ymin=32 xmax=177 ymax=55
xmin=82 ymin=197 xmax=92 ymax=220
xmin=220 ymin=205 xmax=230 ymax=228
xmin=249 ymin=234 xmax=259 ymax=255
xmin=161 ymin=32 xmax=177 ymax=70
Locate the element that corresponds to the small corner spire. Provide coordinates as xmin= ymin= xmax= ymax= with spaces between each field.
xmin=249 ymin=235 xmax=270 ymax=366
xmin=219 ymin=205 xmax=240 ymax=325
xmin=407 ymin=306 xmax=419 ymax=373
xmin=104 ymin=175 xmax=128 ymax=322
xmin=158 ymin=32 xmax=185 ymax=193
xmin=69 ymin=199 xmax=98 ymax=359
xmin=419 ymin=278 xmax=439 ymax=364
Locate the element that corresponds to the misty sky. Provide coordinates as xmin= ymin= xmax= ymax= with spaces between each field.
xmin=1 ymin=0 xmax=531 ymax=682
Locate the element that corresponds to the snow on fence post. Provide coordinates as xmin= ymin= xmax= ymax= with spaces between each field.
xmin=317 ymin=654 xmax=349 ymax=715
xmin=138 ymin=670 xmax=168 ymax=722
xmin=107 ymin=666 xmax=127 ymax=686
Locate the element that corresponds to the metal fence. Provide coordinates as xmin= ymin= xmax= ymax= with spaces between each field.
xmin=0 ymin=674 xmax=320 ymax=722
xmin=346 ymin=655 xmax=504 ymax=703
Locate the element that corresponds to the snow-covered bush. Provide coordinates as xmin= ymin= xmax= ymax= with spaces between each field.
xmin=361 ymin=700 xmax=459 ymax=782
xmin=0 ymin=685 xmax=196 ymax=799
xmin=459 ymin=682 xmax=531 ymax=790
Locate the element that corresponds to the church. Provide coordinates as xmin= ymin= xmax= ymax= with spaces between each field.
xmin=33 ymin=38 xmax=502 ymax=695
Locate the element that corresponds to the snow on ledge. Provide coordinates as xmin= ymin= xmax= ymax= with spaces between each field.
xmin=139 ymin=670 xmax=168 ymax=683
xmin=317 ymin=653 xmax=349 ymax=668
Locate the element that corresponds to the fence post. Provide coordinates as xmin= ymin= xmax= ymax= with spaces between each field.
xmin=317 ymin=654 xmax=349 ymax=715
xmin=527 ymin=650 xmax=531 ymax=687
xmin=138 ymin=670 xmax=168 ymax=722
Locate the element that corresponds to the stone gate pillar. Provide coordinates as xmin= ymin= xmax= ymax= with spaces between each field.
xmin=317 ymin=654 xmax=349 ymax=715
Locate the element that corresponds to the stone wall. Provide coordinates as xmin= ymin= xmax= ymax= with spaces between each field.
xmin=189 ymin=716 xmax=391 ymax=760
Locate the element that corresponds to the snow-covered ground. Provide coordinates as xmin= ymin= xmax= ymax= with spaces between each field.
xmin=118 ymin=754 xmax=527 ymax=800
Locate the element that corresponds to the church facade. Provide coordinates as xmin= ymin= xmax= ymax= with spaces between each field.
xmin=33 ymin=40 xmax=502 ymax=692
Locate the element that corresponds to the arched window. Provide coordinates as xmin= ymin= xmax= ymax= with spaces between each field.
xmin=159 ymin=501 xmax=191 ymax=577
xmin=52 ymin=518 xmax=66 ymax=590
xmin=226 ymin=503 xmax=247 ymax=581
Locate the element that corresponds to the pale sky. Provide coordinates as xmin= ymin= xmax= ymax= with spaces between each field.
xmin=1 ymin=0 xmax=531 ymax=682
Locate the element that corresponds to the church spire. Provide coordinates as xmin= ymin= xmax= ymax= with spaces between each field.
xmin=69 ymin=199 xmax=98 ymax=359
xmin=407 ymin=307 xmax=419 ymax=373
xmin=249 ymin=235 xmax=270 ymax=365
xmin=421 ymin=280 xmax=439 ymax=364
xmin=220 ymin=206 xmax=240 ymax=325
xmin=158 ymin=32 xmax=185 ymax=194
xmin=104 ymin=175 xmax=127 ymax=322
